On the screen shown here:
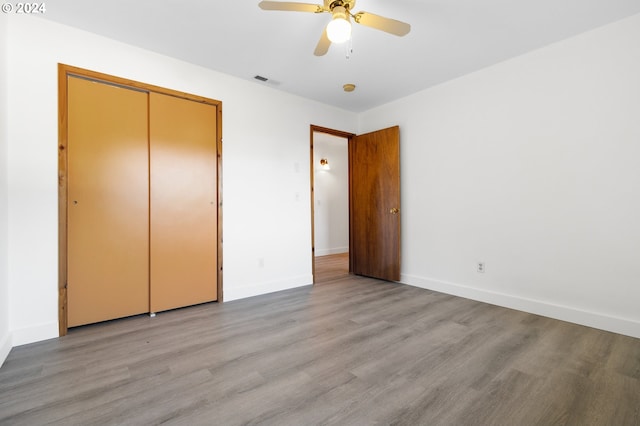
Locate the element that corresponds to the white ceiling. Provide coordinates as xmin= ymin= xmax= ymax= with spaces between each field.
xmin=38 ymin=0 xmax=640 ymax=112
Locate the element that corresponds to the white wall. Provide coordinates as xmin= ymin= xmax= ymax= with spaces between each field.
xmin=0 ymin=13 xmax=11 ymax=367
xmin=360 ymin=14 xmax=640 ymax=338
xmin=313 ymin=133 xmax=349 ymax=256
xmin=4 ymin=16 xmax=357 ymax=347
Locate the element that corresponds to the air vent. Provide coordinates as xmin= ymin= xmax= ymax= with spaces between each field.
xmin=254 ymin=75 xmax=269 ymax=82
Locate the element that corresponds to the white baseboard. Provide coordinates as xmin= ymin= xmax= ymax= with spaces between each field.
xmin=0 ymin=331 xmax=11 ymax=368
xmin=315 ymin=247 xmax=349 ymax=257
xmin=224 ymin=274 xmax=313 ymax=302
xmin=11 ymin=321 xmax=59 ymax=347
xmin=401 ymin=274 xmax=640 ymax=339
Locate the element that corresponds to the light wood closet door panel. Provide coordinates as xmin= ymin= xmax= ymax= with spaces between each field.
xmin=150 ymin=93 xmax=218 ymax=312
xmin=67 ymin=77 xmax=150 ymax=327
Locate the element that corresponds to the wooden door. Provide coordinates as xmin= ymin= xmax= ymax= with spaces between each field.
xmin=67 ymin=77 xmax=150 ymax=327
xmin=350 ymin=126 xmax=401 ymax=281
xmin=149 ymin=92 xmax=218 ymax=312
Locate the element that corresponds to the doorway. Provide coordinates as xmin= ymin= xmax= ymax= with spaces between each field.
xmin=310 ymin=126 xmax=353 ymax=283
xmin=310 ymin=124 xmax=402 ymax=284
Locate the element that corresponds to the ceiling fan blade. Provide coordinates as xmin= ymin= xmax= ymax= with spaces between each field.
xmin=314 ymin=27 xmax=331 ymax=56
xmin=353 ymin=11 xmax=411 ymax=36
xmin=258 ymin=1 xmax=323 ymax=13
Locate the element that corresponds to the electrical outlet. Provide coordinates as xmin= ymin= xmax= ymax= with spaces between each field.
xmin=477 ymin=262 xmax=485 ymax=273
xmin=258 ymin=258 xmax=265 ymax=268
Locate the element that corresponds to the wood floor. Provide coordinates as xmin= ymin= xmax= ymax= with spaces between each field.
xmin=1 ymin=269 xmax=640 ymax=425
xmin=314 ymin=252 xmax=350 ymax=283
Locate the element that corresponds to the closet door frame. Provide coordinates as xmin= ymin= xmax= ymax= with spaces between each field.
xmin=58 ymin=64 xmax=224 ymax=336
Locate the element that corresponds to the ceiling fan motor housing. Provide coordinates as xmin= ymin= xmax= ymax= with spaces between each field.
xmin=327 ymin=0 xmax=355 ymax=13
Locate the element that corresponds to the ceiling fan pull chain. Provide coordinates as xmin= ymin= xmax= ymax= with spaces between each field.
xmin=345 ymin=35 xmax=353 ymax=59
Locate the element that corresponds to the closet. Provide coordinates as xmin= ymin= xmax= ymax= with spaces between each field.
xmin=62 ymin=68 xmax=221 ymax=329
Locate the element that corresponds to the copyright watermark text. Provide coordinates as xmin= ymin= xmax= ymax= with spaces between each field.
xmin=2 ymin=3 xmax=46 ymax=13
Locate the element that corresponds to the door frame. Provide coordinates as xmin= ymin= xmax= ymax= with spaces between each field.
xmin=309 ymin=125 xmax=355 ymax=281
xmin=58 ymin=64 xmax=224 ymax=336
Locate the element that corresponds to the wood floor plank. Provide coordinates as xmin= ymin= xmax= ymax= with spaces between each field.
xmin=1 ymin=265 xmax=639 ymax=425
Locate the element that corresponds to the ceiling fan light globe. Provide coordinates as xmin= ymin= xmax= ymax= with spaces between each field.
xmin=327 ymin=17 xmax=351 ymax=44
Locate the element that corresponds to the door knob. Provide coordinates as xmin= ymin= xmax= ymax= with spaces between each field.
xmin=390 ymin=208 xmax=399 ymax=214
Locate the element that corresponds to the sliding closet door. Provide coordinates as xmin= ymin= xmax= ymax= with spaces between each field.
xmin=149 ymin=92 xmax=218 ymax=312
xmin=67 ymin=77 xmax=150 ymax=327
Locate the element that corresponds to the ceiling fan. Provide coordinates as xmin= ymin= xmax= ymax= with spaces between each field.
xmin=258 ymin=0 xmax=411 ymax=56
